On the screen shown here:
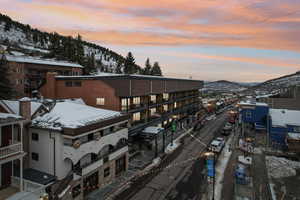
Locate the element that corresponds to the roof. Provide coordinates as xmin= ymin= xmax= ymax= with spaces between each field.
xmin=211 ymin=140 xmax=221 ymax=146
xmin=270 ymin=109 xmax=300 ymax=127
xmin=0 ymin=113 xmax=23 ymax=124
xmin=32 ymin=101 xmax=123 ymax=130
xmin=55 ymin=72 xmax=203 ymax=82
xmin=5 ymin=55 xmax=83 ymax=68
xmin=1 ymin=100 xmax=42 ymax=116
xmin=287 ymin=132 xmax=300 ymax=140
xmin=238 ymin=101 xmax=268 ymax=107
xmin=14 ymin=168 xmax=56 ymax=185
xmin=142 ymin=126 xmax=164 ymax=134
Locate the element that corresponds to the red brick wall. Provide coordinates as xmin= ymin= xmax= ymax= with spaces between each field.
xmin=40 ymin=76 xmax=121 ymax=111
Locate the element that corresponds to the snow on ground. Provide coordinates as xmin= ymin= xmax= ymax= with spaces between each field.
xmin=266 ymin=156 xmax=300 ymax=178
xmin=165 ymin=143 xmax=179 ymax=154
xmin=214 ymin=133 xmax=234 ymax=200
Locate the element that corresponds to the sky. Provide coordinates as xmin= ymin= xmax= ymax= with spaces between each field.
xmin=1 ymin=0 xmax=300 ymax=82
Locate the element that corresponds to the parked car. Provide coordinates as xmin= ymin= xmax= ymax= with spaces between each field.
xmin=221 ymin=127 xmax=231 ymax=136
xmin=208 ymin=139 xmax=225 ymax=153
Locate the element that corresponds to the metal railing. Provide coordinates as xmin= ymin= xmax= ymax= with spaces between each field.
xmin=0 ymin=142 xmax=22 ymax=159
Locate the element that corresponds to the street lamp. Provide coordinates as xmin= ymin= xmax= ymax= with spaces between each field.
xmin=204 ymin=151 xmax=215 ymax=200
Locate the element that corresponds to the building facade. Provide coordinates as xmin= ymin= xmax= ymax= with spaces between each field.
xmin=0 ymin=113 xmax=26 ymax=192
xmin=39 ymin=73 xmax=203 ymax=136
xmin=4 ymin=55 xmax=83 ymax=97
xmin=30 ymin=101 xmax=129 ymax=199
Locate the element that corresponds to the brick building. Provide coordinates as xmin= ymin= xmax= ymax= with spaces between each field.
xmin=39 ymin=73 xmax=203 ymax=136
xmin=3 ymin=55 xmax=83 ymax=97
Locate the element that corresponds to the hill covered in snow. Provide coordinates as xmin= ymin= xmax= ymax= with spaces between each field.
xmin=203 ymin=80 xmax=248 ymax=92
xmin=253 ymin=71 xmax=300 ymax=91
xmin=0 ymin=13 xmax=141 ymax=74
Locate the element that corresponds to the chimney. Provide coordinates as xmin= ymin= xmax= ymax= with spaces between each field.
xmin=40 ymin=72 xmax=58 ymax=99
xmin=19 ymin=97 xmax=31 ymax=120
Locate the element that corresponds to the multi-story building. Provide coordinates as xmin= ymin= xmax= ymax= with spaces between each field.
xmin=3 ymin=55 xmax=83 ymax=97
xmin=39 ymin=73 xmax=203 ymax=136
xmin=0 ymin=113 xmax=26 ymax=194
xmin=30 ymin=101 xmax=129 ymax=199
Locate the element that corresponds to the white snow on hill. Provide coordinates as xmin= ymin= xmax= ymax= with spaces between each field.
xmin=203 ymin=80 xmax=247 ymax=92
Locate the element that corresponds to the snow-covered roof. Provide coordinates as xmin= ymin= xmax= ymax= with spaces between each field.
xmin=32 ymin=102 xmax=123 ymax=130
xmin=142 ymin=126 xmax=164 ymax=134
xmin=56 ymin=72 xmax=202 ymax=82
xmin=5 ymin=55 xmax=83 ymax=68
xmin=58 ymin=98 xmax=86 ymax=105
xmin=0 ymin=113 xmax=22 ymax=120
xmin=238 ymin=101 xmax=268 ymax=107
xmin=287 ymin=132 xmax=300 ymax=140
xmin=270 ymin=109 xmax=300 ymax=127
xmin=1 ymin=100 xmax=42 ymax=116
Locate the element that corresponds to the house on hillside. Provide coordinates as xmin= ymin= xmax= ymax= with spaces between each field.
xmin=2 ymin=55 xmax=83 ymax=97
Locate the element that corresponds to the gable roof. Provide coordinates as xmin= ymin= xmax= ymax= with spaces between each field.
xmin=0 ymin=100 xmax=42 ymax=116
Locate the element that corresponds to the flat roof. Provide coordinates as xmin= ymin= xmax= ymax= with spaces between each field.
xmin=55 ymin=73 xmax=203 ymax=82
xmin=238 ymin=101 xmax=268 ymax=107
xmin=270 ymin=109 xmax=300 ymax=127
xmin=5 ymin=55 xmax=83 ymax=68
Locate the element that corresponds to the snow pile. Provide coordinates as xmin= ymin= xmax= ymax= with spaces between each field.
xmin=266 ymin=156 xmax=300 ymax=178
xmin=165 ymin=143 xmax=179 ymax=154
xmin=214 ymin=134 xmax=233 ymax=200
xmin=32 ymin=102 xmax=122 ymax=130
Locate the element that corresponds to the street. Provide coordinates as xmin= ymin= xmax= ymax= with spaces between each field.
xmin=126 ymin=112 xmax=228 ymax=200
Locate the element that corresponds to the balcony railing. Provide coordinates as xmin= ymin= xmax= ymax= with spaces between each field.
xmin=0 ymin=142 xmax=22 ymax=160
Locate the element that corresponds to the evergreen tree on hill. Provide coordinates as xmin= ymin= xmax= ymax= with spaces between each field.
xmin=151 ymin=62 xmax=163 ymax=76
xmin=123 ymin=52 xmax=136 ymax=74
xmin=143 ymin=58 xmax=152 ymax=75
xmin=0 ymin=54 xmax=15 ymax=99
xmin=115 ymin=60 xmax=123 ymax=74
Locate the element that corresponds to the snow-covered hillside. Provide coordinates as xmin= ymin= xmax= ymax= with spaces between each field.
xmin=203 ymin=80 xmax=247 ymax=92
xmin=0 ymin=20 xmax=121 ymax=72
xmin=255 ymin=71 xmax=300 ymax=91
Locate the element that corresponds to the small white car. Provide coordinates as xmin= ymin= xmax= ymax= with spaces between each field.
xmin=209 ymin=139 xmax=225 ymax=153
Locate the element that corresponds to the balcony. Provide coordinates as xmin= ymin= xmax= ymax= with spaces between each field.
xmin=63 ymin=128 xmax=128 ymax=165
xmin=0 ymin=143 xmax=22 ymax=160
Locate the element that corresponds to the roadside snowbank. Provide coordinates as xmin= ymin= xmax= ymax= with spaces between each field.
xmin=266 ymin=156 xmax=300 ymax=178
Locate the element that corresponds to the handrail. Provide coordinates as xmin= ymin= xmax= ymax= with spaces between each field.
xmin=0 ymin=142 xmax=22 ymax=159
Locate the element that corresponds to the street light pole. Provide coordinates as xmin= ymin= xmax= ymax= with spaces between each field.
xmin=212 ymin=153 xmax=215 ymax=200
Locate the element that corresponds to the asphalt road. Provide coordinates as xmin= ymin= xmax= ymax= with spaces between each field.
xmin=128 ymin=113 xmax=228 ymax=200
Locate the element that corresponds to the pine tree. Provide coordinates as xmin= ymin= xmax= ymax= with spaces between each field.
xmin=123 ymin=52 xmax=136 ymax=74
xmin=0 ymin=54 xmax=14 ymax=99
xmin=4 ymin=21 xmax=12 ymax=32
xmin=143 ymin=58 xmax=152 ymax=75
xmin=115 ymin=60 xmax=123 ymax=74
xmin=75 ymin=34 xmax=85 ymax=65
xmin=151 ymin=62 xmax=163 ymax=76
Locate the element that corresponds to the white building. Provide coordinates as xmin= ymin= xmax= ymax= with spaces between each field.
xmin=30 ymin=101 xmax=129 ymax=199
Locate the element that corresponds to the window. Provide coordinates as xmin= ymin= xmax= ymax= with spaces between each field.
xmin=150 ymin=95 xmax=156 ymax=103
xmin=163 ymin=93 xmax=169 ymax=100
xmin=163 ymin=105 xmax=168 ymax=112
xmin=32 ymin=152 xmax=39 ymax=161
xmin=110 ymin=126 xmax=115 ymax=133
xmin=293 ymin=126 xmax=300 ymax=133
xmin=133 ymin=112 xmax=140 ymax=121
xmin=32 ymin=133 xmax=39 ymax=141
xmin=246 ymin=111 xmax=252 ymax=118
xmin=74 ymin=81 xmax=82 ymax=87
xmin=174 ymin=102 xmax=177 ymax=108
xmin=150 ymin=108 xmax=156 ymax=116
xmin=133 ymin=97 xmax=140 ymax=105
xmin=96 ymin=98 xmax=105 ymax=105
xmin=115 ymin=156 xmax=126 ymax=176
xmin=104 ymin=167 xmax=110 ymax=177
xmin=88 ymin=133 xmax=94 ymax=141
xmin=65 ymin=81 xmax=73 ymax=87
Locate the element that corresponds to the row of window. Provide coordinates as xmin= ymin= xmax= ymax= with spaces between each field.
xmin=65 ymin=81 xmax=82 ymax=87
